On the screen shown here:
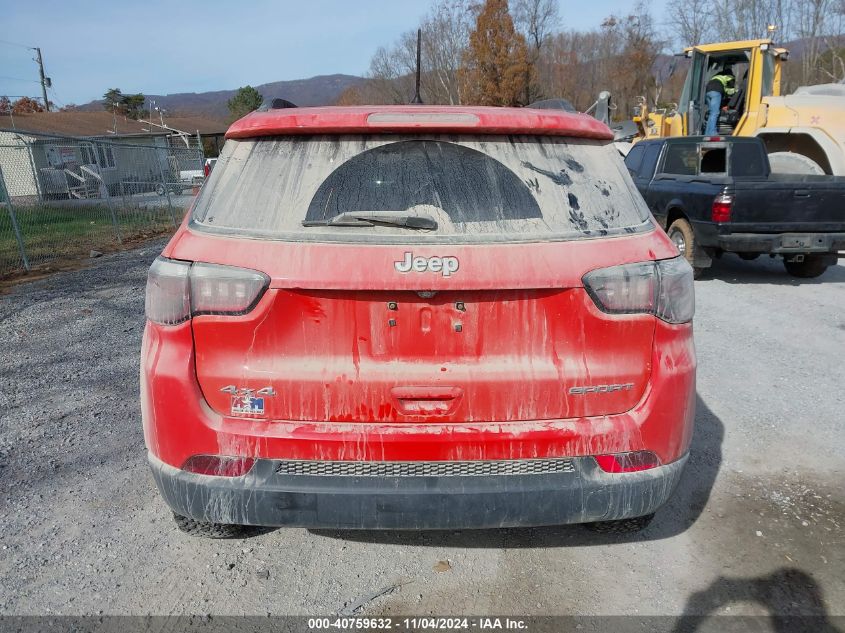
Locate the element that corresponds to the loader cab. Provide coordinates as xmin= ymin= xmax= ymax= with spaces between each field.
xmin=677 ymin=39 xmax=785 ymax=137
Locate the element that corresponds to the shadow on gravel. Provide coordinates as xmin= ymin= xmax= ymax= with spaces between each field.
xmin=309 ymin=393 xmax=723 ymax=548
xmin=670 ymin=568 xmax=841 ymax=633
xmin=697 ymin=255 xmax=845 ymax=286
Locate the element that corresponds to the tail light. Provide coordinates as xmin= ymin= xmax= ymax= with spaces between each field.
xmin=595 ymin=451 xmax=661 ymax=473
xmin=583 ymin=256 xmax=695 ymax=324
xmin=145 ymin=257 xmax=269 ymax=325
xmin=144 ymin=258 xmax=191 ymax=325
xmin=182 ymin=455 xmax=255 ymax=477
xmin=203 ymin=163 xmax=210 ymax=177
xmin=711 ymin=193 xmax=733 ymax=222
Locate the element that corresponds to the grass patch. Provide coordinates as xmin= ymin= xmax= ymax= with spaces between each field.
xmin=1 ymin=204 xmax=177 ymax=275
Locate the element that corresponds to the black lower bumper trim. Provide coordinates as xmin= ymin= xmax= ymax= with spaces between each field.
xmin=715 ymin=232 xmax=845 ymax=254
xmin=148 ymin=453 xmax=688 ymax=530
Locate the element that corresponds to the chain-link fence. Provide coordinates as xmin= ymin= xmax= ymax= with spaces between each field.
xmin=0 ymin=132 xmax=205 ymax=277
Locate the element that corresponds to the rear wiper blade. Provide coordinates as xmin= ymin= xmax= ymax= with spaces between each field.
xmin=302 ymin=212 xmax=437 ymax=230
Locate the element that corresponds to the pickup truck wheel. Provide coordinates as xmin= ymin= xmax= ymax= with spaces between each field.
xmin=172 ymin=513 xmax=251 ymax=539
xmin=585 ymin=513 xmax=655 ymax=534
xmin=667 ymin=219 xmax=703 ymax=278
xmin=738 ymin=253 xmax=759 ymax=261
xmin=783 ymin=255 xmax=830 ymax=279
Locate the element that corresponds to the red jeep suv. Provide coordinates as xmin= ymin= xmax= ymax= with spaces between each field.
xmin=142 ymin=105 xmax=696 ymax=536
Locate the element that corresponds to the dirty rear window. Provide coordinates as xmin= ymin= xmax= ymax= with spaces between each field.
xmin=191 ymin=134 xmax=651 ymax=244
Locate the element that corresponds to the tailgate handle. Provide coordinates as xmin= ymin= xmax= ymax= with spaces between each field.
xmin=391 ymin=386 xmax=463 ymax=416
xmin=793 ymin=190 xmax=810 ymax=198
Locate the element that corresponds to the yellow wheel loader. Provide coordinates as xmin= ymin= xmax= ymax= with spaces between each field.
xmin=629 ymin=39 xmax=845 ymax=175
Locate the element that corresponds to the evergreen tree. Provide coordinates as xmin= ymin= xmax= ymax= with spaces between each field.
xmin=459 ymin=0 xmax=530 ymax=106
xmin=228 ymin=86 xmax=263 ymax=120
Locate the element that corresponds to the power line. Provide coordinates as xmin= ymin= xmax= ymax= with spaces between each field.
xmin=0 ymin=38 xmax=33 ymax=49
xmin=48 ymin=86 xmax=66 ymax=108
xmin=0 ymin=75 xmax=40 ymax=83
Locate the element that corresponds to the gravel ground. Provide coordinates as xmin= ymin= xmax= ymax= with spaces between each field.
xmin=0 ymin=242 xmax=842 ymax=621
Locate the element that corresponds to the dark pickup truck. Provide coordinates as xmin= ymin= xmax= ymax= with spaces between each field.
xmin=624 ymin=136 xmax=845 ymax=278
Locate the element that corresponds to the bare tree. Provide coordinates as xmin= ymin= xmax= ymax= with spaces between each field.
xmin=513 ymin=0 xmax=559 ymax=102
xmin=421 ymin=0 xmax=475 ymax=104
xmin=513 ymin=0 xmax=559 ymax=58
xmin=601 ymin=4 xmax=664 ymax=116
xmin=541 ymin=31 xmax=591 ymax=109
xmin=357 ymin=0 xmax=474 ymax=105
xmin=665 ymin=0 xmax=714 ymax=47
xmin=792 ymin=0 xmax=840 ymax=84
xmin=367 ymin=44 xmax=415 ymax=104
xmin=711 ymin=0 xmax=791 ymax=41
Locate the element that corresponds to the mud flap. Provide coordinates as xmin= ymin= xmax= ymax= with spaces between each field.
xmin=693 ymin=247 xmax=713 ymax=269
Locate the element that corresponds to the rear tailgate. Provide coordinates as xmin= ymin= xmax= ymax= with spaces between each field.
xmin=730 ymin=176 xmax=845 ymax=232
xmin=193 ymin=287 xmax=653 ymax=423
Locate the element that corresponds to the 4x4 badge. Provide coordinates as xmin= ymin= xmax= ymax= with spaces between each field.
xmin=220 ymin=386 xmax=275 ymax=416
xmin=394 ymin=252 xmax=459 ymax=277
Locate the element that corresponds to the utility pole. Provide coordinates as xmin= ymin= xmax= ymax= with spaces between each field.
xmin=34 ymin=47 xmax=50 ymax=111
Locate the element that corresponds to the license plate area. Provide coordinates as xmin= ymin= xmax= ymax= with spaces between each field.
xmin=370 ymin=295 xmax=475 ymax=358
xmin=779 ymin=234 xmax=828 ymax=250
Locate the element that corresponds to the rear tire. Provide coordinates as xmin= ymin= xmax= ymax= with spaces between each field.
xmin=667 ymin=219 xmax=704 ymax=278
xmin=585 ymin=513 xmax=655 ymax=534
xmin=783 ymin=255 xmax=830 ymax=279
xmin=172 ymin=513 xmax=250 ymax=539
xmin=767 ymin=151 xmax=825 ymax=175
xmin=738 ymin=252 xmax=760 ymax=261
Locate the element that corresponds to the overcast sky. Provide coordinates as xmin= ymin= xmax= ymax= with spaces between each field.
xmin=0 ymin=0 xmax=640 ymax=107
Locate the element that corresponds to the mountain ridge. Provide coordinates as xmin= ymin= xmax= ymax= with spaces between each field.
xmin=77 ymin=73 xmax=366 ymax=118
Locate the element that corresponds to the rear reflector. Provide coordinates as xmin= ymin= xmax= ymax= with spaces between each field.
xmin=182 ymin=455 xmax=256 ymax=477
xmin=583 ymin=256 xmax=695 ymax=324
xmin=145 ymin=257 xmax=269 ymax=325
xmin=594 ymin=451 xmax=661 ymax=473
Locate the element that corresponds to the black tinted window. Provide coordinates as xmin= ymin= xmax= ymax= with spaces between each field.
xmin=661 ymin=143 xmax=698 ymax=175
xmin=306 ymin=141 xmax=541 ymax=223
xmin=730 ymin=142 xmax=767 ymax=177
xmin=639 ymin=144 xmax=661 ymax=179
xmin=624 ymin=144 xmax=645 ymax=177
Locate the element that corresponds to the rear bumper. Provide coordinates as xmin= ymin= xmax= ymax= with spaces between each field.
xmin=698 ymin=227 xmax=845 ymax=254
xmin=149 ymin=452 xmax=688 ymax=529
xmin=719 ymin=233 xmax=845 ymax=254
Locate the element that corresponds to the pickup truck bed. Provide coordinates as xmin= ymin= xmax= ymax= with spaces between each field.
xmin=625 ymin=136 xmax=845 ymax=278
